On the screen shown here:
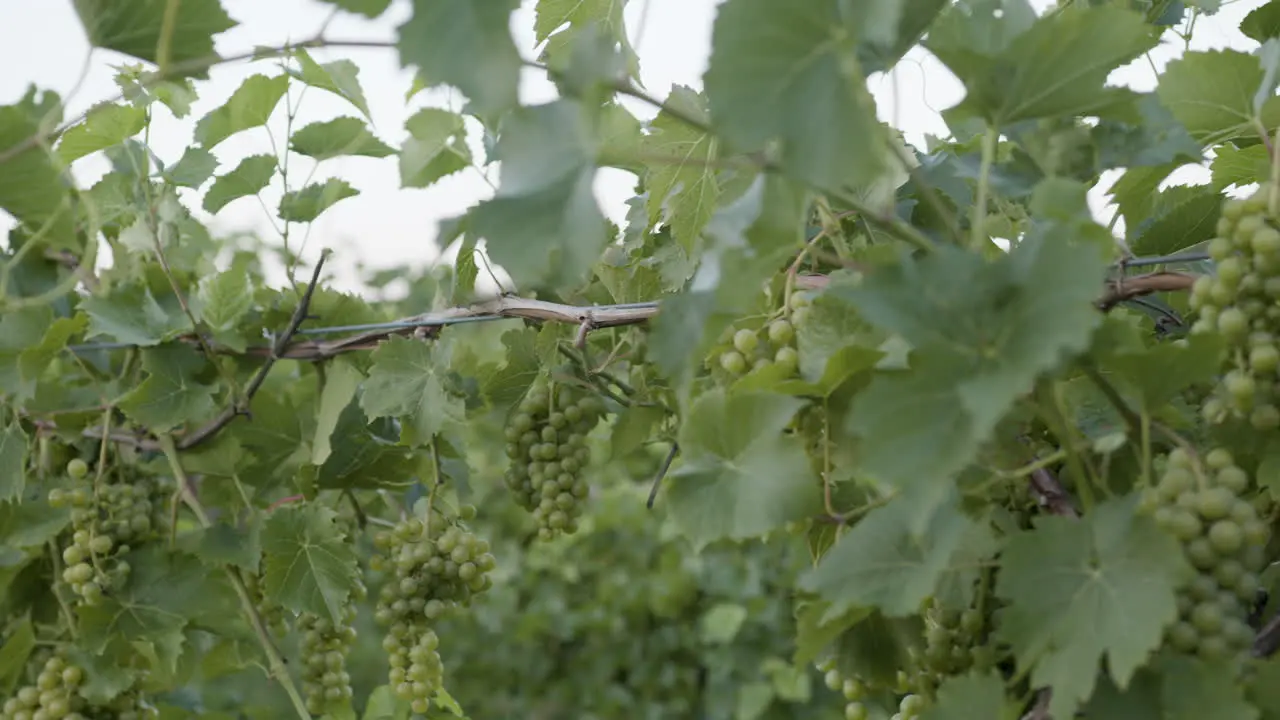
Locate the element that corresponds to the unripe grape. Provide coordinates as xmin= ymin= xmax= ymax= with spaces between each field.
xmin=719 ymin=351 xmax=747 ymax=375
xmin=66 ymin=459 xmax=88 ymax=480
xmin=732 ymin=329 xmax=759 ymax=354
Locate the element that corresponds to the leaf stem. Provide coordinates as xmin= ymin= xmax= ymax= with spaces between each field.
xmin=157 ymin=435 xmax=311 ymax=720
xmin=1270 ymin=126 xmax=1280 ymax=217
xmin=155 ymin=0 xmax=181 ymax=74
xmin=972 ymin=125 xmax=998 ymax=250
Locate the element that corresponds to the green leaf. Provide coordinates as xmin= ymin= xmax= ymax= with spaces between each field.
xmin=194 ymin=74 xmax=290 ymax=149
xmin=360 ymin=336 xmax=465 ymax=446
xmin=361 ymin=685 xmax=411 ymax=720
xmin=0 ymin=91 xmax=78 ymax=251
xmin=202 ymin=154 xmax=277 ymax=213
xmin=1211 ymin=143 xmax=1271 ymax=189
xmin=165 ymin=146 xmax=218 ymax=188
xmin=1244 ymin=1 xmax=1280 ymax=42
xmin=316 ymin=0 xmax=393 ymax=18
xmin=482 ymin=328 xmax=541 ymax=408
xmin=117 ymin=344 xmax=218 ymax=433
xmin=1092 ymin=93 xmax=1201 ymax=170
xmin=840 ymin=230 xmax=1107 ymax=488
xmin=920 ymin=671 xmax=1017 ymax=720
xmin=289 ymin=117 xmax=395 ymax=160
xmin=195 ymin=268 xmax=252 ymax=332
xmin=705 ymin=0 xmax=884 ymax=190
xmin=1157 ymin=50 xmax=1270 ymax=145
xmin=73 ymin=0 xmax=236 ymax=71
xmin=287 ymin=50 xmax=373 ymax=119
xmin=468 ymin=100 xmax=606 ymax=290
xmin=700 ymin=603 xmax=749 ymax=644
xmin=1128 ymin=186 xmax=1223 ymax=255
xmin=996 ymin=497 xmax=1188 ymax=719
xmin=610 ymin=405 xmax=667 ymax=459
xmin=261 ymin=504 xmax=361 ymax=623
xmin=1161 ymin=656 xmax=1258 ymax=720
xmin=0 ymin=616 xmax=34 ymax=695
xmin=56 ymin=102 xmax=146 ymax=163
xmin=641 ymin=86 xmax=719 ymax=252
xmin=397 ymin=0 xmax=522 ymax=116
xmin=80 ymin=284 xmax=187 ymax=346
xmin=400 ymin=108 xmax=470 ymax=189
xmin=77 ymin=546 xmax=236 ymax=654
xmin=928 ymin=5 xmax=1156 ymax=126
xmin=0 ymin=500 xmax=69 ymax=548
xmin=667 ymin=389 xmax=819 ymax=549
xmin=278 ymin=178 xmax=360 ymax=223
xmin=314 ymin=359 xmax=364 ymax=466
xmin=858 ymin=0 xmax=951 ymax=76
xmin=801 ymin=494 xmax=987 ymax=617
xmin=0 ymin=424 xmax=29 ymax=503
xmin=180 ymin=518 xmax=262 ymax=572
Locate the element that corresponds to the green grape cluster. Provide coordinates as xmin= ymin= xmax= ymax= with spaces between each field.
xmin=1189 ymin=184 xmax=1280 ymax=428
xmin=816 ymin=658 xmax=923 ymax=720
xmin=243 ymin=571 xmax=287 ymax=637
xmin=913 ymin=598 xmax=997 ymax=692
xmin=297 ymin=589 xmax=363 ymax=715
xmin=0 ymin=653 xmax=158 ymax=720
xmin=501 ymin=376 xmax=606 ymax=540
xmin=48 ymin=463 xmax=166 ymax=607
xmin=1142 ymin=448 xmax=1269 ymax=660
xmin=371 ymin=512 xmax=495 ymax=714
xmin=711 ymin=290 xmax=811 ymax=380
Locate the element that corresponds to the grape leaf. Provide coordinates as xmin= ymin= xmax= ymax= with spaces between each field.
xmin=840 ymin=228 xmax=1107 ymax=488
xmin=400 ymin=108 xmax=470 ymax=189
xmin=12 ymin=314 xmax=84 ymax=403
xmin=180 ymin=518 xmax=262 ymax=572
xmin=0 ymin=90 xmax=78 ymax=251
xmin=1161 ymin=656 xmax=1258 ymax=720
xmin=289 ymin=117 xmax=395 ymax=160
xmin=314 ymin=359 xmax=364 ymax=465
xmin=0 ymin=424 xmax=29 ymax=503
xmin=56 ymin=102 xmax=146 ymax=163
xmin=0 ymin=616 xmax=34 ymax=695
xmin=165 ymin=146 xmax=217 ymax=188
xmin=287 ymin=50 xmax=373 ymax=120
xmin=1211 ymin=143 xmax=1270 ymax=189
xmin=1157 ymin=50 xmax=1271 ymax=145
xmin=995 ymin=497 xmax=1188 ymax=719
xmin=202 ymin=154 xmax=277 ymax=214
xmin=1092 ymin=93 xmax=1201 ymax=170
xmin=316 ymin=0 xmax=392 ymax=18
xmin=1082 ymin=668 xmax=1163 ymax=720
xmin=397 ymin=0 xmax=522 ymax=116
xmin=928 ymin=5 xmax=1156 ymax=125
xmin=261 ymin=503 xmax=362 ymax=622
xmin=195 ymin=268 xmax=252 ymax=333
xmin=77 ymin=546 xmax=237 ymax=654
xmin=667 ymin=389 xmax=819 ymax=549
xmin=361 ymin=336 xmax=466 ymax=446
xmin=610 ymin=405 xmax=667 ymax=459
xmin=194 ymin=74 xmax=290 ymax=149
xmin=801 ymin=494 xmax=986 ymax=617
xmin=641 ymin=86 xmax=719 ymax=252
xmin=80 ymin=283 xmax=188 ymax=346
xmin=1243 ymin=1 xmax=1280 ymax=42
xmin=0 ymin=501 xmax=69 ymax=548
xmin=469 ymin=100 xmax=607 ymax=290
xmin=482 ymin=328 xmax=541 ymax=408
xmin=704 ymin=0 xmax=884 ymax=190
xmin=73 ymin=0 xmax=236 ymax=72
xmin=1128 ymin=186 xmax=1222 ymax=255
xmin=117 ymin=344 xmax=218 ymax=433
xmin=278 ymin=179 xmax=360 ymax=223
xmin=920 ymin=672 xmax=1017 ymax=720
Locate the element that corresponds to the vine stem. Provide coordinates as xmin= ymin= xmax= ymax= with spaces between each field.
xmin=1270 ymin=125 xmax=1280 ymax=217
xmin=157 ymin=435 xmax=311 ymax=720
xmin=972 ymin=125 xmax=998 ymax=250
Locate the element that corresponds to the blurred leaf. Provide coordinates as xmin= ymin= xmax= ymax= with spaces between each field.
xmin=290 ymin=117 xmax=395 ymax=160
xmin=1157 ymin=50 xmax=1270 ymax=145
xmin=165 ymin=146 xmax=218 ymax=188
xmin=56 ymin=102 xmax=146 ymax=163
xmin=278 ymin=179 xmax=360 ymax=222
xmin=0 ymin=424 xmax=28 ymax=503
xmin=397 ymin=0 xmax=522 ymax=116
xmin=73 ymin=0 xmax=236 ymax=72
xmin=400 ymin=108 xmax=470 ymax=189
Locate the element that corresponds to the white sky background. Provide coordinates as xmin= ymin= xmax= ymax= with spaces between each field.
xmin=0 ymin=0 xmax=1268 ymax=299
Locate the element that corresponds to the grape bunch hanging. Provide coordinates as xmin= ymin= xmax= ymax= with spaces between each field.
xmin=502 ymin=375 xmax=607 ymax=540
xmin=1142 ymin=448 xmax=1267 ymax=660
xmin=47 ymin=459 xmax=168 ymax=608
xmin=0 ymin=652 xmax=157 ymax=720
xmin=371 ymin=508 xmax=495 ymax=715
xmin=297 ymin=581 xmax=365 ymax=715
xmin=712 ymin=290 xmax=810 ymax=380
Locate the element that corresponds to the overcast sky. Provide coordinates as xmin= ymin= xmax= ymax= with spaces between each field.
xmin=0 ymin=0 xmax=1266 ymax=296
